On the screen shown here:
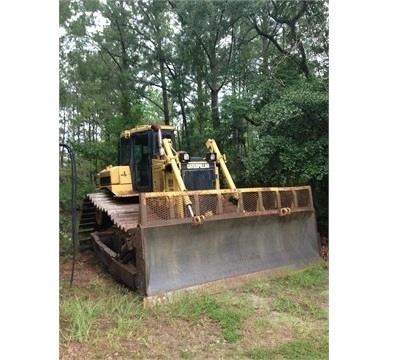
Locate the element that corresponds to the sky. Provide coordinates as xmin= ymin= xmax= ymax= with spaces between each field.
xmin=1 ymin=1 xmax=396 ymax=358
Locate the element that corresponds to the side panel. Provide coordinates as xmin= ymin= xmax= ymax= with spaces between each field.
xmin=141 ymin=211 xmax=319 ymax=296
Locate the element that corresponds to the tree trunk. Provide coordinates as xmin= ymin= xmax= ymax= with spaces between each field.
xmin=159 ymin=58 xmax=170 ymax=125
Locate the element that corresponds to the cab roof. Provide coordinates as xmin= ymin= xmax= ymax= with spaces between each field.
xmin=120 ymin=124 xmax=176 ymax=138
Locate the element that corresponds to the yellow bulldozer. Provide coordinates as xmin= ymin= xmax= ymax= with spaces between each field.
xmin=78 ymin=124 xmax=321 ymax=306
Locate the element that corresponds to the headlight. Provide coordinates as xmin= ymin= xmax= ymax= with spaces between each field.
xmin=178 ymin=152 xmax=190 ymax=162
xmin=205 ymin=153 xmax=216 ymax=162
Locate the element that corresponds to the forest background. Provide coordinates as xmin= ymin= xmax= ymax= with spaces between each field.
xmin=58 ymin=0 xmax=329 ymax=237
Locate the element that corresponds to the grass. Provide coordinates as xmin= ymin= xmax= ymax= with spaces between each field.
xmin=164 ymin=294 xmax=250 ymax=343
xmin=243 ymin=337 xmax=329 ymax=360
xmin=60 ymin=259 xmax=328 ymax=359
xmin=60 ymin=297 xmax=104 ymax=342
xmin=60 ymin=277 xmax=149 ymax=343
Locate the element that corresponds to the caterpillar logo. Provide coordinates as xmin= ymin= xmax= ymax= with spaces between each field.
xmin=187 ymin=163 xmax=210 ymax=169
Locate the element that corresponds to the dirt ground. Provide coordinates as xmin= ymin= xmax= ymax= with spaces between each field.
xmin=60 ymin=251 xmax=108 ymax=288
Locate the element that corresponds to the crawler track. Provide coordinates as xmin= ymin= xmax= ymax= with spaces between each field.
xmin=78 ymin=190 xmax=141 ymax=289
xmin=78 ymin=190 xmax=140 ymax=249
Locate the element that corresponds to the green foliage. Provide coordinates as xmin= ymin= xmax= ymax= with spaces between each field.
xmin=243 ymin=79 xmax=328 ymax=234
xmin=244 ymin=80 xmax=328 ymax=187
xmin=59 ymin=214 xmax=73 ymax=257
xmin=84 ymin=0 xmax=100 ymax=13
xmin=181 ymin=117 xmax=214 ymax=155
xmin=68 ymin=15 xmax=88 ymax=37
xmin=59 ymin=158 xmax=97 ymax=210
xmin=59 ymin=0 xmax=73 ymax=25
xmin=59 ymin=155 xmax=97 ymax=257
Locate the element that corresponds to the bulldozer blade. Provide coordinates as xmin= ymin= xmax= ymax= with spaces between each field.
xmin=140 ymin=211 xmax=319 ymax=297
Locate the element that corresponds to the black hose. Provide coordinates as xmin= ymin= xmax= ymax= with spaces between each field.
xmin=59 ymin=143 xmax=77 ymax=286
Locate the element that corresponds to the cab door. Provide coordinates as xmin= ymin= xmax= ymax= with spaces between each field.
xmin=132 ymin=132 xmax=152 ymax=192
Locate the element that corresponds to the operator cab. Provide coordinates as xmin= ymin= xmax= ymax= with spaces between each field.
xmin=118 ymin=127 xmax=176 ymax=192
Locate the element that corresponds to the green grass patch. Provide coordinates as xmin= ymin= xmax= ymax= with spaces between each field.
xmin=243 ymin=337 xmax=328 ymax=360
xmin=180 ymin=350 xmax=194 ymax=359
xmin=244 ymin=261 xmax=328 ymax=299
xmin=60 ymin=281 xmax=148 ymax=343
xmin=164 ymin=293 xmax=250 ymax=343
xmin=60 ymin=296 xmax=104 ymax=342
xmin=277 ymin=261 xmax=329 ymax=290
xmin=272 ymin=294 xmax=327 ymax=320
